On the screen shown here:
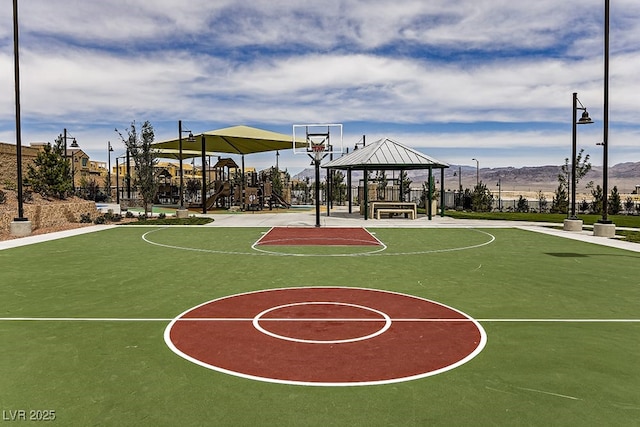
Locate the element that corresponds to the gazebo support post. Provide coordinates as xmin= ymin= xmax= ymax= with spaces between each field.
xmin=201 ymin=135 xmax=207 ymax=214
xmin=427 ymin=166 xmax=433 ymax=220
xmin=363 ymin=168 xmax=369 ymax=220
xmin=241 ymin=155 xmax=245 ymax=211
xmin=399 ymin=169 xmax=404 ymax=202
xmin=440 ymin=168 xmax=445 ymax=217
xmin=314 ymin=156 xmax=321 ymax=226
xmin=347 ymin=169 xmax=352 ymax=213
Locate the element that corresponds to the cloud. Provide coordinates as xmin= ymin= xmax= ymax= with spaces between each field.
xmin=2 ymin=0 xmax=640 ymax=172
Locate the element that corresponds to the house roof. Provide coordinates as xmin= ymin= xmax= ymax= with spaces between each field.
xmin=322 ymin=138 xmax=449 ymax=170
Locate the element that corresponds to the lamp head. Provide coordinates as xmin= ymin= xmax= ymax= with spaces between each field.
xmin=70 ymin=138 xmax=79 ymax=148
xmin=578 ymin=110 xmax=594 ymax=125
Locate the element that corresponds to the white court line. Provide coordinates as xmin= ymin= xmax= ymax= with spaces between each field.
xmin=516 ymin=387 xmax=582 ymax=401
xmin=1 ymin=317 xmax=639 ymax=322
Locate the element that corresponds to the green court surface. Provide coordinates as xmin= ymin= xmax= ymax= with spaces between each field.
xmin=1 ymin=226 xmax=639 ymax=426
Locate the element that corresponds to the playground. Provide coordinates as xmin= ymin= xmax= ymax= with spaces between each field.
xmin=1 ymin=210 xmax=639 ymax=426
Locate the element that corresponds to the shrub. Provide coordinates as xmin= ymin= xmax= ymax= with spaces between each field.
xmin=101 ymin=210 xmax=121 ymax=222
xmin=22 ymin=190 xmax=33 ymax=203
xmin=125 ymin=210 xmax=134 ymax=218
xmin=3 ymin=180 xmax=17 ymax=191
xmin=94 ymin=215 xmax=106 ymax=224
xmin=0 ymin=189 xmax=5 ymax=204
xmin=80 ymin=213 xmax=92 ymax=223
xmin=158 ymin=212 xmax=166 ymax=219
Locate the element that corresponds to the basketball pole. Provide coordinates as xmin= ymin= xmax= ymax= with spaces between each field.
xmin=314 ymin=156 xmax=321 ymax=227
xmin=295 ymin=124 xmax=342 ymax=227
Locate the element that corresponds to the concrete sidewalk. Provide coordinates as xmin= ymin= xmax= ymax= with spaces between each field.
xmin=2 ymin=206 xmax=639 ymax=253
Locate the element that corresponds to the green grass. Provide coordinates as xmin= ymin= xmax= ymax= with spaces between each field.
xmin=445 ymin=210 xmax=640 ymax=228
xmin=445 ymin=211 xmax=640 ymax=243
xmin=1 ymin=227 xmax=639 ymax=426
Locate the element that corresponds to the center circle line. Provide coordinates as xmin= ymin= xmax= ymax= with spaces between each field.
xmin=252 ymin=302 xmax=392 ymax=344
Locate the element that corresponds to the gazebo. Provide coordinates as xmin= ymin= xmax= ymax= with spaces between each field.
xmin=322 ymin=138 xmax=449 ymax=220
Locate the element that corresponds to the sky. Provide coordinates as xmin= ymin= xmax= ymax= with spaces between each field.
xmin=2 ymin=0 xmax=640 ymax=175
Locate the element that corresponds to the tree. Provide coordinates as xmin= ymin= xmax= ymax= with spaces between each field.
xmin=186 ymin=178 xmax=201 ymax=203
xmin=329 ymin=170 xmax=347 ymax=205
xmin=375 ymin=171 xmax=387 ymax=200
xmin=579 ymin=199 xmax=590 ymax=214
xmin=462 ymin=188 xmax=473 ymax=210
xmin=78 ymin=177 xmax=107 ymax=202
xmin=608 ymin=186 xmax=622 ymax=215
xmin=561 ymin=148 xmax=591 ymax=214
xmin=515 ymin=195 xmax=529 ymax=213
xmin=400 ymin=170 xmax=412 ymax=201
xmin=562 ymin=149 xmax=592 ymax=189
xmin=116 ymin=121 xmax=158 ymax=216
xmin=537 ymin=191 xmax=548 ymax=213
xmin=419 ymin=178 xmax=439 ymax=209
xmin=471 ymin=182 xmax=493 ymax=212
xmin=26 ymin=136 xmax=72 ymax=199
xmin=624 ymin=197 xmax=635 ymax=214
xmin=292 ymin=177 xmax=311 ymax=204
xmin=588 ymin=183 xmax=603 ymax=215
xmin=551 ymin=182 xmax=568 ymax=214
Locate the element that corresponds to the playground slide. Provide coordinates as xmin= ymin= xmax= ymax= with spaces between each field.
xmin=206 ymin=183 xmax=231 ymax=210
xmin=271 ymin=192 xmax=291 ymax=209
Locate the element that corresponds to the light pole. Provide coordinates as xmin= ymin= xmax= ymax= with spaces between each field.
xmin=10 ymin=0 xmax=30 ymax=237
xmin=601 ymin=0 xmax=611 ymax=224
xmin=107 ymin=141 xmax=113 ymax=201
xmin=116 ymin=156 xmax=120 ymax=204
xmin=496 ymin=178 xmax=502 ymax=211
xmin=570 ymin=92 xmax=593 ymax=219
xmin=594 ymin=0 xmax=616 ymax=237
xmin=69 ymin=138 xmax=79 ymax=193
xmin=453 ymin=166 xmax=462 ymax=208
xmin=472 ymin=158 xmax=479 ymax=186
xmin=177 ymin=120 xmax=195 ymax=213
xmin=63 ymin=128 xmax=78 ymax=183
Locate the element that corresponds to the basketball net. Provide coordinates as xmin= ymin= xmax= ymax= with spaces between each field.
xmin=310 ymin=141 xmax=326 ymax=162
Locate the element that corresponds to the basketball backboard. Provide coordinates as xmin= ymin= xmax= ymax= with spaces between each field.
xmin=292 ymin=124 xmax=344 ymax=158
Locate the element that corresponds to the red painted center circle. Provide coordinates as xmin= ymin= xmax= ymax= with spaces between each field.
xmin=164 ymin=287 xmax=486 ymax=386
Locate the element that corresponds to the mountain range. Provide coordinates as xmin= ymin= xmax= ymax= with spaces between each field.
xmin=293 ymin=162 xmax=640 ymax=194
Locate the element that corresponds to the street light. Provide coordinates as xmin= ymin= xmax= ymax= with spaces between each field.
xmin=69 ymin=138 xmax=80 ymax=193
xmin=62 ymin=128 xmax=79 ymax=190
xmin=107 ymin=141 xmax=114 ymax=201
xmin=10 ymin=0 xmax=30 ymax=237
xmin=496 ymin=178 xmax=502 ymax=211
xmin=570 ymin=92 xmax=593 ymax=219
xmin=601 ymin=0 xmax=611 ymax=224
xmin=472 ymin=158 xmax=479 ymax=186
xmin=453 ymin=166 xmax=462 ymax=208
xmin=594 ymin=0 xmax=616 ymax=237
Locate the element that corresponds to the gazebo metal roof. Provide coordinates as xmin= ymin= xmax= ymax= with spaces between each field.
xmin=322 ymin=138 xmax=449 ymax=170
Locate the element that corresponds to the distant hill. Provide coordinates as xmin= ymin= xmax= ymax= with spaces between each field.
xmin=293 ymin=162 xmax=640 ymax=193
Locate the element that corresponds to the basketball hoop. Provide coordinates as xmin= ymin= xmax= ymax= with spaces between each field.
xmin=310 ymin=141 xmax=326 ymax=162
xmin=292 ymin=123 xmax=344 ymax=228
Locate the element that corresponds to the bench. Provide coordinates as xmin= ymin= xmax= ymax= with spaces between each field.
xmin=376 ymin=208 xmax=415 ymax=220
xmin=370 ymin=201 xmax=417 ymax=220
